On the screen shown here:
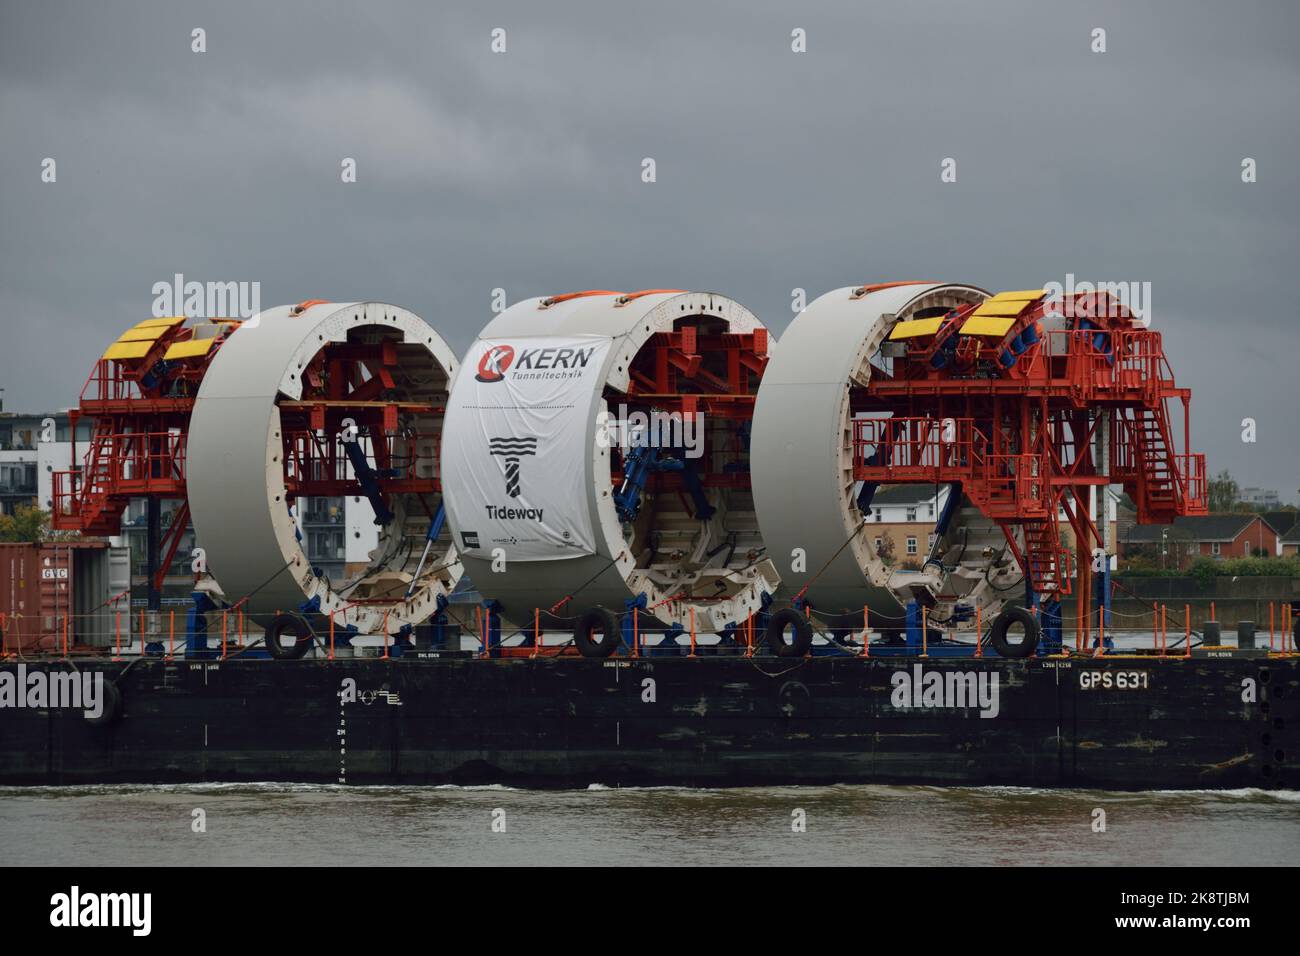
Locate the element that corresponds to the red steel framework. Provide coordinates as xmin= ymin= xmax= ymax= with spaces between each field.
xmin=52 ymin=306 xmax=439 ymax=612
xmin=850 ymin=289 xmax=1206 ymax=624
xmin=614 ymin=311 xmax=769 ymax=496
xmin=277 ymin=335 xmax=442 ymax=512
xmin=51 ymin=319 xmax=235 ymax=607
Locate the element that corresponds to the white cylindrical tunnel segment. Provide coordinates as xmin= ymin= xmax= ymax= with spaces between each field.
xmin=442 ymin=290 xmax=780 ymax=633
xmin=751 ymin=282 xmax=1025 ymax=628
xmin=187 ymin=302 xmax=462 ymax=634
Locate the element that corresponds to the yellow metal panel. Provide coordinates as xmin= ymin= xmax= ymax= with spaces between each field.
xmin=133 ymin=316 xmax=186 ymax=329
xmin=970 ymin=305 xmax=1024 ymax=318
xmin=163 ymin=338 xmax=215 ymax=360
xmin=961 ymin=316 xmax=1017 ymax=337
xmin=102 ymin=340 xmax=154 ymax=360
xmin=116 ymin=325 xmax=171 ymax=343
xmin=887 ymin=317 xmax=946 ymax=340
xmin=985 ymin=289 xmax=1045 ymax=303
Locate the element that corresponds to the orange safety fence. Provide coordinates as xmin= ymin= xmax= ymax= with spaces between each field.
xmin=3 ymin=597 xmax=1297 ymax=662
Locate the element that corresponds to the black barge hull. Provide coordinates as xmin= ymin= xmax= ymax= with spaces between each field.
xmin=1 ymin=655 xmax=1296 ymax=789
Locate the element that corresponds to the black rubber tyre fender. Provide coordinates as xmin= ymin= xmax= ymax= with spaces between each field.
xmin=266 ymin=613 xmax=314 ymax=660
xmin=989 ymin=606 xmax=1041 ymax=658
xmin=766 ymin=607 xmax=814 ymax=658
xmin=85 ymin=680 xmax=121 ymax=726
xmin=574 ymin=607 xmax=622 ymax=658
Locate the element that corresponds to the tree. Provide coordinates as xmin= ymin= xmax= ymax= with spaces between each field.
xmin=0 ymin=504 xmax=50 ymax=543
xmin=1207 ymin=469 xmax=1239 ymax=512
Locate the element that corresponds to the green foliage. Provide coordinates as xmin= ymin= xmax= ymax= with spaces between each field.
xmin=1186 ymin=555 xmax=1300 ymax=583
xmin=1207 ymin=469 xmax=1239 ymax=513
xmin=0 ymin=504 xmax=50 ymax=543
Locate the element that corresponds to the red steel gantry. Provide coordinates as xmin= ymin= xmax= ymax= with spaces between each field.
xmin=850 ymin=288 xmax=1206 ymax=627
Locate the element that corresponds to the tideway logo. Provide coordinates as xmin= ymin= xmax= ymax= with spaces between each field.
xmin=890 ymin=664 xmax=1000 ymax=719
xmin=50 ymin=886 xmax=151 ymax=936
xmin=0 ymin=665 xmax=104 ymax=719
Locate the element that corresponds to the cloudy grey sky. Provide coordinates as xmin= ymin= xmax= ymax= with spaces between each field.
xmin=2 ymin=0 xmax=1297 ymax=499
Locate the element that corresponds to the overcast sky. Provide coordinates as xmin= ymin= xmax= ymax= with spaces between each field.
xmin=1 ymin=0 xmax=1297 ymax=499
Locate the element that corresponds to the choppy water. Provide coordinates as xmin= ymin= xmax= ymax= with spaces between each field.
xmin=2 ymin=784 xmax=1298 ymax=866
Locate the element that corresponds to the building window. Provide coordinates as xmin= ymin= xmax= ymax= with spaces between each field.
xmin=1211 ymin=542 xmax=1221 ymax=557
xmin=874 ymin=538 xmax=882 ymax=551
xmin=906 ymin=507 xmax=917 ymax=522
xmin=875 ymin=511 xmax=882 ymax=522
xmin=927 ymin=504 xmax=935 ymax=517
xmin=906 ymin=537 xmax=918 ymax=555
xmin=928 ymin=533 xmax=936 ymax=550
xmin=309 ymin=529 xmax=345 ymax=561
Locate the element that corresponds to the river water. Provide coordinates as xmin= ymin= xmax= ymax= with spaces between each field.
xmin=2 ymin=784 xmax=1298 ymax=866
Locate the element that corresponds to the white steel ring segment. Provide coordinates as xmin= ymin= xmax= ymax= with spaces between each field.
xmin=750 ymin=282 xmax=1023 ymax=624
xmin=186 ymin=302 xmax=462 ymax=634
xmin=444 ymin=291 xmax=780 ymax=633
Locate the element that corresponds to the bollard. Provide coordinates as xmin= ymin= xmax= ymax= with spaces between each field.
xmin=1202 ymin=620 xmax=1221 ymax=646
xmin=1237 ymin=620 xmax=1256 ymax=650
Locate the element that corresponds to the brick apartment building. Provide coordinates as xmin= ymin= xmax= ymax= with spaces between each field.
xmin=1120 ymin=513 xmax=1280 ymax=569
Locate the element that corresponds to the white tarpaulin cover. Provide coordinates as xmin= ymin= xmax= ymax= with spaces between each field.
xmin=443 ymin=335 xmax=610 ymax=561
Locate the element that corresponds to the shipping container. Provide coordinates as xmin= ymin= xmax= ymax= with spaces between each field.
xmin=0 ymin=541 xmax=130 ymax=652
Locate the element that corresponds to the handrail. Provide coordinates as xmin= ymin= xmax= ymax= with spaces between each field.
xmin=6 ymin=597 xmax=1298 ymax=660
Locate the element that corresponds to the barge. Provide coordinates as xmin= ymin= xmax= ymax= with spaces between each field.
xmin=8 ymin=283 xmax=1271 ymax=792
xmin=2 ymin=649 xmax=1295 ymax=790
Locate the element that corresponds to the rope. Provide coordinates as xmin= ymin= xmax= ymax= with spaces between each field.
xmin=794 ymin=519 xmax=870 ymax=603
xmin=547 ymin=553 xmax=625 ymax=617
